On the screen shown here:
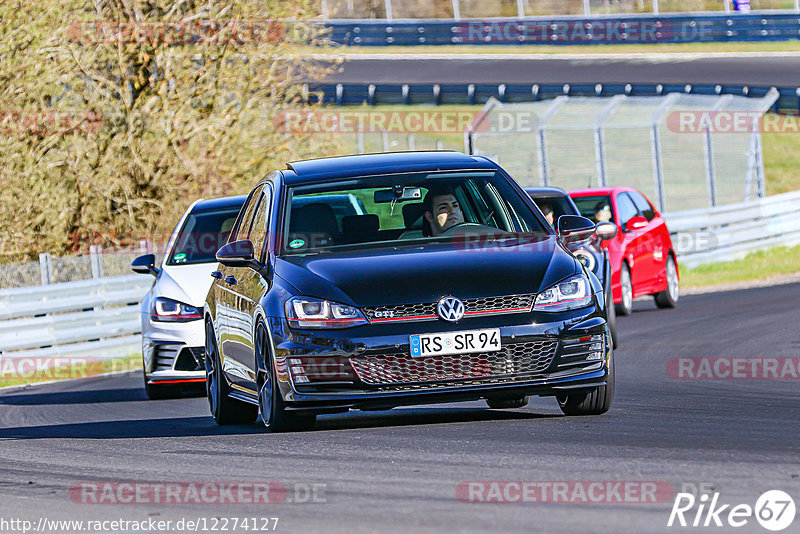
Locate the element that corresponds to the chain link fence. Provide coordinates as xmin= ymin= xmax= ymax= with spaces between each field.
xmin=0 ymin=244 xmax=162 ymax=289
xmin=322 ymin=0 xmax=799 ymax=19
xmin=467 ymin=90 xmax=778 ymax=212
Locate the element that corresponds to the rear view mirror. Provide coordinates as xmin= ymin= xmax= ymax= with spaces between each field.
xmin=131 ymin=254 xmax=159 ymax=276
xmin=374 ymin=186 xmax=423 ymax=203
xmin=595 ymin=222 xmax=617 ymax=241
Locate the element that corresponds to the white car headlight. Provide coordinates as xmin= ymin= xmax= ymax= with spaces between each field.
xmin=150 ymin=297 xmax=203 ymax=322
xmin=285 ymin=297 xmax=368 ymax=329
xmin=533 ymin=275 xmax=593 ymax=312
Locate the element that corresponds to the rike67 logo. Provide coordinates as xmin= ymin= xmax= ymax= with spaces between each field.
xmin=668 ymin=490 xmax=796 ymax=531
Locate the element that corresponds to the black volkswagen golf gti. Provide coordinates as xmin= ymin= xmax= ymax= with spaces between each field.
xmin=204 ymin=151 xmax=614 ymax=431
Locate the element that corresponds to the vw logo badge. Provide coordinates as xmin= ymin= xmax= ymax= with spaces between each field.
xmin=437 ymin=296 xmax=465 ymax=322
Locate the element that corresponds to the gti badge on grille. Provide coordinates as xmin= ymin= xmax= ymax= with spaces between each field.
xmin=437 ymin=296 xmax=465 ymax=322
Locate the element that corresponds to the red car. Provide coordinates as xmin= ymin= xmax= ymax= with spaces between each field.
xmin=569 ymin=187 xmax=679 ymax=315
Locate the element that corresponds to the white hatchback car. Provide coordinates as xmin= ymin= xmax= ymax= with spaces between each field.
xmin=132 ymin=195 xmax=246 ymax=399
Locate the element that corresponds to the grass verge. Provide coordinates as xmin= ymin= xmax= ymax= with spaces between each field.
xmin=0 ymin=352 xmax=142 ymax=389
xmin=680 ymin=244 xmax=800 ymax=288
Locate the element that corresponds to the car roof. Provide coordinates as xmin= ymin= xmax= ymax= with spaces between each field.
xmin=569 ymin=186 xmax=634 ymax=196
xmin=525 ymin=186 xmax=568 ymax=198
xmin=283 ymin=151 xmax=497 ymax=184
xmin=192 ymin=194 xmax=248 ymax=212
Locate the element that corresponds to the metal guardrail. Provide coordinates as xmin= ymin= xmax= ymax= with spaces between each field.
xmin=664 ymin=189 xmax=800 ymax=268
xmin=311 ymin=82 xmax=800 ymax=114
xmin=0 ymin=274 xmax=150 ymax=362
xmin=323 ymin=13 xmax=800 ymax=46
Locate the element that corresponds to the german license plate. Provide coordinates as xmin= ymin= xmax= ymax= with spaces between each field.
xmin=409 ymin=329 xmax=501 ymax=358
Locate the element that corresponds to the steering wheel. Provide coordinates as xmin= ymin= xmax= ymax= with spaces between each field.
xmin=440 ymin=222 xmax=486 ymax=234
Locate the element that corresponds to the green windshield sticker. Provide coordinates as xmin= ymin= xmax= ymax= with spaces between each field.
xmin=289 ymin=239 xmax=305 ymax=249
xmin=173 ymin=253 xmax=187 ymax=262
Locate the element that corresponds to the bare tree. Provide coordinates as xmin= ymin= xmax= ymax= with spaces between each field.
xmin=0 ymin=0 xmax=339 ymax=259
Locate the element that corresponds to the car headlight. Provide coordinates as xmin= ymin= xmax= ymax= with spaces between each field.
xmin=534 ymin=275 xmax=593 ymax=312
xmin=151 ymin=297 xmax=202 ymax=322
xmin=573 ymin=249 xmax=597 ymax=272
xmin=285 ymin=297 xmax=368 ymax=329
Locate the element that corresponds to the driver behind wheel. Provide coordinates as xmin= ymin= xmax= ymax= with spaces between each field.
xmin=423 ymin=187 xmax=464 ymax=236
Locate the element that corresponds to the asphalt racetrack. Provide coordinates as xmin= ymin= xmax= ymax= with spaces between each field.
xmin=323 ymin=54 xmax=800 ymax=87
xmin=0 ymin=283 xmax=798 ymax=533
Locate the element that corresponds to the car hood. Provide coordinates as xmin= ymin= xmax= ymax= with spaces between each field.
xmin=274 ymin=236 xmax=578 ymax=307
xmin=154 ymin=263 xmax=218 ymax=307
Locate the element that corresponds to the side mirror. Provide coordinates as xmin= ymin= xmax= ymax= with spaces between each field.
xmin=557 ymin=215 xmax=596 ymax=242
xmin=216 ymin=240 xmax=255 ymax=267
xmin=216 ymin=240 xmax=271 ymax=278
xmin=131 ymin=254 xmax=159 ymax=276
xmin=595 ymin=221 xmax=618 ymax=241
xmin=624 ymin=215 xmax=648 ymax=232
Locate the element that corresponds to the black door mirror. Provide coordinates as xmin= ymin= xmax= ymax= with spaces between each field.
xmin=216 ymin=240 xmax=271 ymax=278
xmin=557 ymin=215 xmax=596 ymax=242
xmin=216 ymin=240 xmax=255 ymax=267
xmin=131 ymin=254 xmax=159 ymax=276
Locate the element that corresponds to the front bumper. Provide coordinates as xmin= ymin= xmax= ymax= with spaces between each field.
xmin=269 ymin=309 xmax=611 ymax=413
xmin=141 ymin=313 xmax=206 ymax=384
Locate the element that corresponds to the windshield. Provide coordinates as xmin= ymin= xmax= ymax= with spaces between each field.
xmin=282 ymin=171 xmax=548 ymax=254
xmin=571 ymin=195 xmax=615 ymax=224
xmin=167 ymin=207 xmax=242 ymax=265
xmin=529 ymin=195 xmax=578 ymax=226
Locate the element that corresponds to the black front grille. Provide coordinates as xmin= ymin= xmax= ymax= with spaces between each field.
xmin=349 ymin=339 xmax=558 ymax=387
xmin=174 ymin=346 xmax=205 ymax=371
xmin=363 ymin=294 xmax=535 ymax=322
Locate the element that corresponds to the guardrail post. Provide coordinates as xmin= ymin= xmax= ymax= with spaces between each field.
xmin=39 ymin=253 xmax=52 ymax=285
xmin=653 ymin=0 xmax=659 ymax=15
xmin=321 ymin=0 xmax=329 ymax=19
xmin=517 ymin=0 xmax=525 ymax=18
xmin=407 ymin=134 xmax=416 ymax=151
xmin=703 ymin=127 xmax=717 ymax=207
xmin=583 ymin=0 xmax=591 ymax=16
xmin=535 ymin=96 xmax=568 ymax=187
xmin=452 ymin=0 xmax=461 ymax=20
xmin=385 ymin=0 xmax=393 ymax=21
xmin=90 ymin=245 xmax=104 ymax=279
xmin=796 ymin=0 xmax=800 ymax=11
xmin=724 ymin=0 xmax=730 ymax=13
xmin=382 ymin=130 xmax=389 ymax=152
xmin=357 ymin=131 xmax=365 ymax=153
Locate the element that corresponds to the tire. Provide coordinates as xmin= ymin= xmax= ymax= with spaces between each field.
xmin=205 ymin=319 xmax=258 ymax=425
xmin=256 ymin=325 xmax=316 ymax=432
xmin=556 ymin=344 xmax=615 ymax=416
xmin=654 ymin=255 xmax=679 ymax=309
xmin=614 ymin=264 xmax=633 ymax=316
xmin=486 ymin=395 xmax=529 ymax=409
